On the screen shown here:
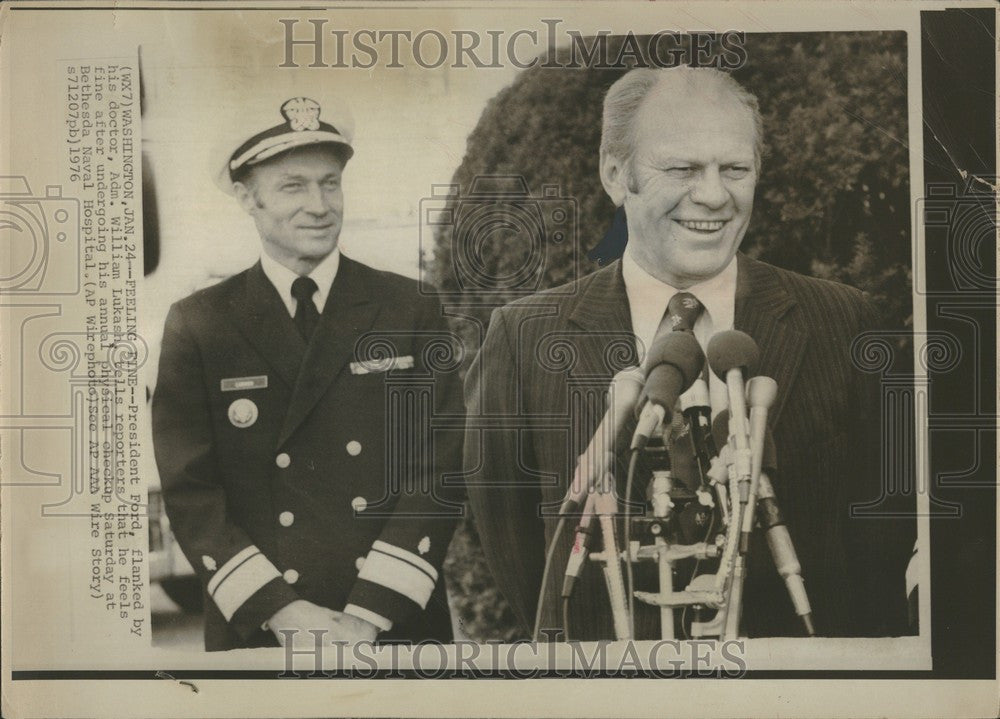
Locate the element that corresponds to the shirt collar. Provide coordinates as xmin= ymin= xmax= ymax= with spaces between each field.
xmin=621 ymin=247 xmax=737 ymax=360
xmin=260 ymin=247 xmax=341 ymax=317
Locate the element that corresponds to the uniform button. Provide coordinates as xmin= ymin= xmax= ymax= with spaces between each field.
xmin=346 ymin=440 xmax=362 ymax=456
xmin=278 ymin=511 xmax=294 ymax=527
xmin=355 ymin=556 xmax=366 ymax=571
xmin=275 ymin=453 xmax=291 ymax=468
xmin=283 ymin=569 xmax=299 ymax=584
xmin=351 ymin=496 xmax=368 ymax=513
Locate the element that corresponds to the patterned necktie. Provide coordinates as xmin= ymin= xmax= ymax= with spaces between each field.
xmin=661 ymin=291 xmax=703 ymax=334
xmin=655 ymin=291 xmax=706 ymax=491
xmin=291 ymin=275 xmax=320 ymax=340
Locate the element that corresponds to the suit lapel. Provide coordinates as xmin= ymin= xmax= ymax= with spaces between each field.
xmin=565 ymin=261 xmax=641 ymax=458
xmin=277 ymin=255 xmax=381 ymax=448
xmin=567 ymin=260 xmax=632 ymax=334
xmin=733 ymin=253 xmax=808 ymax=425
xmin=227 ymin=262 xmax=305 ymax=391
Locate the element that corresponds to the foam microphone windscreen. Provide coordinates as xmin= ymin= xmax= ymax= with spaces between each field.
xmin=706 ymin=330 xmax=760 ymax=380
xmin=642 ymin=330 xmax=704 ymax=377
xmin=637 ymin=331 xmax=705 ymax=414
xmin=646 ymin=331 xmax=704 ymax=381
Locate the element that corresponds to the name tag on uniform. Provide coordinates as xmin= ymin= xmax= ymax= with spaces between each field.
xmin=350 ymin=355 xmax=415 ymax=375
xmin=221 ymin=375 xmax=268 ymax=391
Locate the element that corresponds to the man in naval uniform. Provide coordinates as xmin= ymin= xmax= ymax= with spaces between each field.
xmin=465 ymin=67 xmax=915 ymax=640
xmin=152 ymin=96 xmax=464 ymax=650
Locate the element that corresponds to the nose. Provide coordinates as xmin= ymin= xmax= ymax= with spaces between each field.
xmin=688 ymin=167 xmax=729 ymax=209
xmin=302 ymin=183 xmax=331 ymax=216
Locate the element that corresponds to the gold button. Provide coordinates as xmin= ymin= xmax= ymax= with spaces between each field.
xmin=275 ymin=453 xmax=291 ymax=468
xmin=355 ymin=556 xmax=366 ymax=571
xmin=283 ymin=569 xmax=299 ymax=584
xmin=346 ymin=440 xmax=362 ymax=456
xmin=351 ymin=496 xmax=367 ymax=513
xmin=278 ymin=511 xmax=294 ymax=527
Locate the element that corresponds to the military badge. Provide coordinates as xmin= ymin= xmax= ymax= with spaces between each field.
xmin=350 ymin=354 xmax=415 ymax=375
xmin=281 ymin=97 xmax=322 ymax=132
xmin=227 ymin=398 xmax=258 ymax=428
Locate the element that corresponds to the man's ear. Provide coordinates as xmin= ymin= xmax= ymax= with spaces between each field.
xmin=599 ymin=151 xmax=628 ymax=207
xmin=232 ymin=181 xmax=258 ymax=215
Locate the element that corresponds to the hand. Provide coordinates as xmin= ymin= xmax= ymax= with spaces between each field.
xmin=326 ymin=611 xmax=379 ymax=643
xmin=268 ymin=601 xmax=380 ymax=646
xmin=268 ymin=599 xmax=341 ymax=647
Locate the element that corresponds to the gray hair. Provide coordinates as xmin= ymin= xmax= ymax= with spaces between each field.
xmin=600 ymin=67 xmax=763 ymax=172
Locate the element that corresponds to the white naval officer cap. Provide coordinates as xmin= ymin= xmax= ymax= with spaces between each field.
xmin=213 ymin=94 xmax=355 ymax=195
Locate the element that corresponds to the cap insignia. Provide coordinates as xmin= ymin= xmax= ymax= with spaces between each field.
xmin=280 ymin=97 xmax=321 ymax=132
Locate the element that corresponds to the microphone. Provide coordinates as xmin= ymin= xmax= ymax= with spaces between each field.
xmin=560 ymin=367 xmax=644 ymax=514
xmin=710 ymin=408 xmax=731 ymax=452
xmin=712 ymin=411 xmax=815 ymax=636
xmin=562 ymin=491 xmax=597 ymax=598
xmin=707 ymin=331 xmax=760 ymax=496
xmin=757 ymin=472 xmax=815 ymax=636
xmin=740 ymin=376 xmax=778 ymax=551
xmin=680 ymin=378 xmax=715 ymax=484
xmin=709 ymin=409 xmax=735 ymax=516
xmin=706 ymin=330 xmax=761 ymax=382
xmin=631 ymin=332 xmax=705 ymax=451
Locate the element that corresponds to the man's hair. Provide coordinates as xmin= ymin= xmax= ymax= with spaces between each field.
xmin=600 ymin=67 xmax=764 ymax=173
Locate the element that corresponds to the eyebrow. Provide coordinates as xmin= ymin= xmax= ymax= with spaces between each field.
xmin=276 ymin=171 xmax=341 ymax=182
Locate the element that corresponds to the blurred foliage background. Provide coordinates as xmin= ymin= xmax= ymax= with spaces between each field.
xmin=435 ymin=32 xmax=912 ymax=641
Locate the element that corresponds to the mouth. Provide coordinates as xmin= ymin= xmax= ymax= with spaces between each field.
xmin=675 ymin=219 xmax=728 ymax=234
xmin=298 ymin=223 xmax=334 ymax=231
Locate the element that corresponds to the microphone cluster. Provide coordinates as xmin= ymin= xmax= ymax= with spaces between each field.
xmin=552 ymin=328 xmax=814 ymax=640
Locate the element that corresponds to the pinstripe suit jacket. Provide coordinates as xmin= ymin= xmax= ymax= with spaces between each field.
xmin=465 ymin=253 xmax=913 ymax=639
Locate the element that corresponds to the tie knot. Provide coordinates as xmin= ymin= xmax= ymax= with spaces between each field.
xmin=665 ymin=291 xmax=703 ymax=332
xmin=291 ymin=275 xmax=318 ymax=303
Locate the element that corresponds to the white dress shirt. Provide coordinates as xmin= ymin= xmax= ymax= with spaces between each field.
xmin=621 ymin=247 xmax=738 ymax=416
xmin=260 ymin=247 xmax=341 ymax=317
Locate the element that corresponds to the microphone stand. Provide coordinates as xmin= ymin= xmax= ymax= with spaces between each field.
xmin=584 ymin=473 xmax=632 ymax=640
xmin=625 ymin=391 xmax=814 ymax=641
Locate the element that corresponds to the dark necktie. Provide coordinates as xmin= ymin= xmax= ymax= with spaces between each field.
xmin=291 ymin=275 xmax=320 ymax=341
xmin=655 ymin=291 xmax=706 ymax=490
xmin=661 ymin=291 xmax=703 ymax=334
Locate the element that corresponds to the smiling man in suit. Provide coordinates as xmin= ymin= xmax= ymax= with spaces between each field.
xmin=152 ymin=96 xmax=463 ymax=651
xmin=464 ymin=67 xmax=914 ymax=640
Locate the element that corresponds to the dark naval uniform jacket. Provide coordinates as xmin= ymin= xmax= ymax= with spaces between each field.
xmin=152 ymin=254 xmax=464 ymax=650
xmin=465 ymin=253 xmax=914 ymax=640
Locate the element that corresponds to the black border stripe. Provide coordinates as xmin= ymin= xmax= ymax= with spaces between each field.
xmin=208 ymin=550 xmax=262 ymax=598
xmin=10 ymin=669 xmax=940 ymax=680
xmin=369 ymin=546 xmax=436 ymax=583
